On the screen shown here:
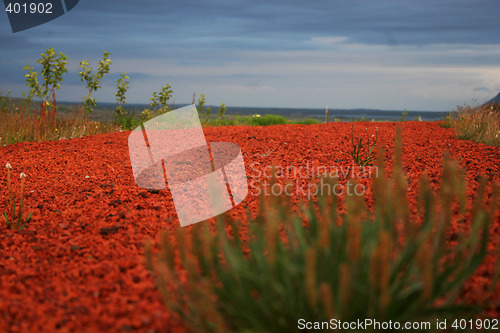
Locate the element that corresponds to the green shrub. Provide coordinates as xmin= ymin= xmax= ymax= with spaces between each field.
xmin=400 ymin=109 xmax=408 ymax=121
xmin=145 ymin=142 xmax=498 ymax=332
xmin=0 ymin=90 xmax=12 ymax=112
xmin=203 ymin=114 xmax=295 ymax=127
xmin=114 ymin=111 xmax=140 ymax=130
xmin=150 ymin=84 xmax=173 ymax=115
xmin=78 ymin=51 xmax=112 ymax=114
xmin=197 ymin=94 xmax=211 ymax=123
xmin=218 ymin=103 xmax=226 ymax=120
xmin=114 ymin=73 xmax=129 ymax=118
xmin=439 ymin=113 xmax=453 ymax=129
xmin=447 ymin=104 xmax=500 ymax=146
xmin=22 ymin=47 xmax=68 ymax=110
xmin=113 ymin=73 xmax=141 ymax=130
xmin=294 ymin=118 xmax=320 ymax=125
xmin=248 ymin=114 xmax=288 ymax=126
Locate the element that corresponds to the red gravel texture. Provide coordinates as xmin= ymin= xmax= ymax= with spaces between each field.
xmin=0 ymin=121 xmax=499 ymax=332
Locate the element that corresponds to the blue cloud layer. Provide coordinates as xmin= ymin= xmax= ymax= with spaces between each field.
xmin=0 ymin=0 xmax=499 ymax=109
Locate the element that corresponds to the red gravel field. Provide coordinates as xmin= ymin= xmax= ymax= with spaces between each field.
xmin=0 ymin=121 xmax=499 ymax=332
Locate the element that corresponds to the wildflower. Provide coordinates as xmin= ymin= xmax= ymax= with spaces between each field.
xmin=2 ymin=166 xmax=31 ymax=230
xmin=6 ymin=163 xmax=12 ymax=206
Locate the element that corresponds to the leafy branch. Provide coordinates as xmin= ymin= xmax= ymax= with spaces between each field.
xmin=22 ymin=47 xmax=68 ymax=110
xmin=115 ymin=72 xmax=129 ymax=117
xmin=150 ymin=84 xmax=173 ymax=115
xmin=78 ymin=51 xmax=112 ymax=114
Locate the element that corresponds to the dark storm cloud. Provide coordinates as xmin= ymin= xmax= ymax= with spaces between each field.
xmin=2 ymin=0 xmax=498 ymax=62
xmin=62 ymin=0 xmax=500 ymax=47
xmin=10 ymin=0 xmax=496 ymax=53
xmin=1 ymin=0 xmax=499 ymax=108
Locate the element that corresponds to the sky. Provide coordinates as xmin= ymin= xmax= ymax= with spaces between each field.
xmin=1 ymin=0 xmax=499 ymax=111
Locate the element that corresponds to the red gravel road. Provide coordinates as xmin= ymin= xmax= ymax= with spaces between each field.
xmin=0 ymin=122 xmax=499 ymax=332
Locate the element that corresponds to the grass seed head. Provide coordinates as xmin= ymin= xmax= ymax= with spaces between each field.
xmin=305 ymin=247 xmax=317 ymax=307
xmin=319 ymin=282 xmax=335 ymax=319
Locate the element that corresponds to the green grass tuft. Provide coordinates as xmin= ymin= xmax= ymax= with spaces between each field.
xmin=440 ymin=104 xmax=500 ymax=146
xmin=145 ymin=137 xmax=498 ymax=333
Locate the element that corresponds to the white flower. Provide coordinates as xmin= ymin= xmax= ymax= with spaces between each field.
xmin=20 ymin=172 xmax=26 ymax=179
xmin=5 ymin=163 xmax=11 ymax=169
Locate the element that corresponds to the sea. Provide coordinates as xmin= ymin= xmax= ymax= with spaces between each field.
xmin=58 ymin=101 xmax=452 ymax=122
xmin=219 ymin=106 xmax=450 ymax=122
